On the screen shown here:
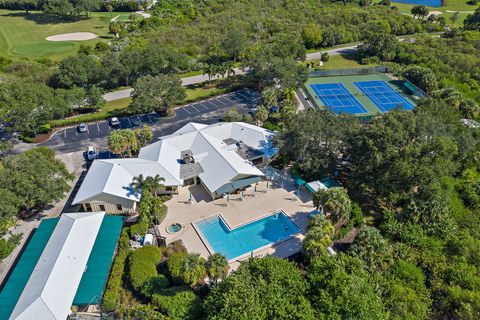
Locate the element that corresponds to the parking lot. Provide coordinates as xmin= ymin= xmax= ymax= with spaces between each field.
xmin=42 ymin=89 xmax=260 ymax=154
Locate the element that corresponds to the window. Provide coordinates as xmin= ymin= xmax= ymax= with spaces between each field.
xmin=116 ymin=204 xmax=123 ymax=211
xmin=85 ymin=203 xmax=92 ymax=212
xmin=99 ymin=205 xmax=105 ymax=211
xmin=183 ymin=178 xmax=195 ymax=186
xmin=166 ymin=186 xmax=174 ymax=192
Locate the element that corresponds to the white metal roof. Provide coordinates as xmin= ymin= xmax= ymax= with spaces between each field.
xmin=10 ymin=212 xmax=105 ymax=320
xmin=73 ymin=122 xmax=275 ymax=204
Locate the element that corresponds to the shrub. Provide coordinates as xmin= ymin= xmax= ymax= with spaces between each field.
xmin=101 ymin=229 xmax=130 ymax=312
xmin=140 ymin=274 xmax=170 ymax=297
xmin=127 ymin=245 xmax=162 ymax=293
xmin=0 ymin=234 xmax=22 ymax=260
xmin=129 ymin=214 xmax=149 ymax=237
xmin=351 ymin=202 xmax=364 ymax=227
xmin=167 ymin=251 xmax=187 ymax=284
xmin=152 ymin=286 xmax=202 ymax=320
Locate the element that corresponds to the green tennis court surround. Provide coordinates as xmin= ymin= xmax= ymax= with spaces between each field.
xmin=0 ymin=214 xmax=123 ymax=319
xmin=0 ymin=219 xmax=58 ymax=320
xmin=305 ymin=73 xmax=418 ymax=116
xmin=73 ymin=215 xmax=123 ymax=305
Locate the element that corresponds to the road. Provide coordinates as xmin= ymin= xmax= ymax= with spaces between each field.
xmin=103 ymin=46 xmax=357 ymax=102
xmin=41 ymin=89 xmax=260 ymax=155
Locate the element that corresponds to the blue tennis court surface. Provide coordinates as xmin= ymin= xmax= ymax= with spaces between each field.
xmin=310 ymin=83 xmax=368 ymax=115
xmin=354 ymin=80 xmax=414 ymax=112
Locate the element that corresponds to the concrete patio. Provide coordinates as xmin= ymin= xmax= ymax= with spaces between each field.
xmin=158 ymin=168 xmax=314 ymax=265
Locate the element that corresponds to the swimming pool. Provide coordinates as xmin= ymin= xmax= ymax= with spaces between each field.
xmin=393 ymin=0 xmax=442 ymax=7
xmin=195 ymin=212 xmax=301 ymax=260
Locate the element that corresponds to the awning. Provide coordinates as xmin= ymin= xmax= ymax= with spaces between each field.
xmin=214 ymin=176 xmax=262 ymax=196
xmin=292 ymin=175 xmax=307 ymax=187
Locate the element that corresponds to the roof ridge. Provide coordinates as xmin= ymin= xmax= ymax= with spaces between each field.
xmin=197 ymin=130 xmax=240 ymax=174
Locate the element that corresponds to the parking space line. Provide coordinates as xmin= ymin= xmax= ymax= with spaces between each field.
xmin=86 ymin=124 xmax=89 ymax=134
xmin=190 ymin=105 xmax=200 ymax=112
xmin=97 ymin=122 xmax=100 ymax=132
xmin=137 ymin=116 xmax=142 ymax=124
xmin=223 ymin=96 xmax=237 ymax=103
xmin=236 ymin=92 xmax=251 ymax=100
xmin=215 ymin=98 xmax=229 ymax=106
xmin=147 ymin=114 xmax=152 ymax=122
xmin=198 ymin=103 xmax=209 ymax=111
xmin=127 ymin=118 xmax=132 ymax=126
xmin=205 ymin=100 xmax=219 ymax=108
xmin=182 ymin=107 xmax=192 ymax=114
xmin=64 ymin=129 xmax=67 ymax=139
xmin=75 ymin=129 xmax=78 ymax=136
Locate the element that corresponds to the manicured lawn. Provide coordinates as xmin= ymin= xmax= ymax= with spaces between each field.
xmin=0 ymin=9 xmax=122 ymax=60
xmin=307 ymin=53 xmax=375 ymax=70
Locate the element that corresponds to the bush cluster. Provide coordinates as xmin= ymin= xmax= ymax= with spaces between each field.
xmin=127 ymin=245 xmax=162 ymax=293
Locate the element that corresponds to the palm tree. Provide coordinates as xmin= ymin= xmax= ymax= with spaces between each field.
xmin=144 ymin=175 xmax=165 ymax=196
xmin=261 ymin=87 xmax=278 ymax=107
xmin=132 ymin=174 xmax=146 ymax=193
xmin=255 ymin=106 xmax=269 ymax=126
xmin=313 ymin=187 xmax=352 ymax=224
xmin=108 ymin=130 xmax=127 ymax=157
xmin=303 ymin=215 xmax=334 ymax=259
xmin=206 ymin=253 xmax=229 ymax=286
xmin=180 ymin=253 xmax=207 ymax=288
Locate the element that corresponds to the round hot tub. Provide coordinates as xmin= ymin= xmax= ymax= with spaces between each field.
xmin=166 ymin=223 xmax=183 ymax=234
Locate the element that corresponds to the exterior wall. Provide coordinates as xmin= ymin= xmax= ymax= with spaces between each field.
xmin=82 ymin=200 xmax=136 ymax=215
xmin=156 ymin=185 xmax=179 ymax=195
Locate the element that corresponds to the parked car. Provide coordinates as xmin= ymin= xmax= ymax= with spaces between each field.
xmin=270 ymin=105 xmax=280 ymax=113
xmin=110 ymin=117 xmax=120 ymax=127
xmin=78 ymin=123 xmax=87 ymax=133
xmin=86 ymin=146 xmax=97 ymax=161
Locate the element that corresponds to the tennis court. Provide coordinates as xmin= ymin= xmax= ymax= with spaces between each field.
xmin=354 ymin=80 xmax=414 ymax=112
xmin=304 ymin=72 xmax=418 ymax=116
xmin=309 ymin=83 xmax=368 ymax=115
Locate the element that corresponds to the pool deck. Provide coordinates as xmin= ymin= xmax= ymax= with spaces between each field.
xmin=159 ymin=168 xmax=313 ymax=267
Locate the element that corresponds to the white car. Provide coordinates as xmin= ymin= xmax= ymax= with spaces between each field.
xmin=110 ymin=117 xmax=120 ymax=127
xmin=86 ymin=146 xmax=97 ymax=161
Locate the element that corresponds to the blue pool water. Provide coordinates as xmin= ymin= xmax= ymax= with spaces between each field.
xmin=393 ymin=0 xmax=442 ymax=7
xmin=195 ymin=212 xmax=301 ymax=260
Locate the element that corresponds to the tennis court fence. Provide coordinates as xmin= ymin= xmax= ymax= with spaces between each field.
xmin=308 ymin=66 xmax=388 ymax=78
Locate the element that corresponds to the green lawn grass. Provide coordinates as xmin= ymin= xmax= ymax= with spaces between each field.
xmin=306 ymin=53 xmax=376 ymax=70
xmin=49 ymin=84 xmax=237 ymax=127
xmin=0 ymin=9 xmax=123 ymax=60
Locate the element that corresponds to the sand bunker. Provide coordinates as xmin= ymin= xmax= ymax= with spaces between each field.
xmin=429 ymin=11 xmax=443 ymax=16
xmin=46 ymin=32 xmax=97 ymax=42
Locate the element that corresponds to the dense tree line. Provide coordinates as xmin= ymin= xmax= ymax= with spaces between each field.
xmin=0 ymin=0 xmax=140 ymax=15
xmin=358 ymin=31 xmax=480 ymax=112
xmin=0 ymin=147 xmax=73 ymax=260
xmin=272 ymin=95 xmax=480 ymax=319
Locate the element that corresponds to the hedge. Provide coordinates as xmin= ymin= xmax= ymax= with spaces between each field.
xmin=152 ymin=286 xmax=203 ymax=320
xmin=127 ymin=245 xmax=162 ymax=293
xmin=48 ymin=83 xmax=245 ymax=129
xmin=140 ymin=274 xmax=170 ymax=297
xmin=101 ymin=228 xmax=130 ymax=311
xmin=167 ymin=252 xmax=188 ymax=285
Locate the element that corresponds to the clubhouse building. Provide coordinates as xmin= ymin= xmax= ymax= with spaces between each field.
xmin=72 ymin=122 xmax=276 ymax=214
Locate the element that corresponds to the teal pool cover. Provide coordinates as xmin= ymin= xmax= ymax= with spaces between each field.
xmin=0 ymin=215 xmax=123 ymax=319
xmin=0 ymin=218 xmax=58 ymax=320
xmin=73 ymin=216 xmax=123 ymax=305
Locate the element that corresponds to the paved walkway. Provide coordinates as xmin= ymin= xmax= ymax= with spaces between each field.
xmin=159 ymin=168 xmax=313 ymax=268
